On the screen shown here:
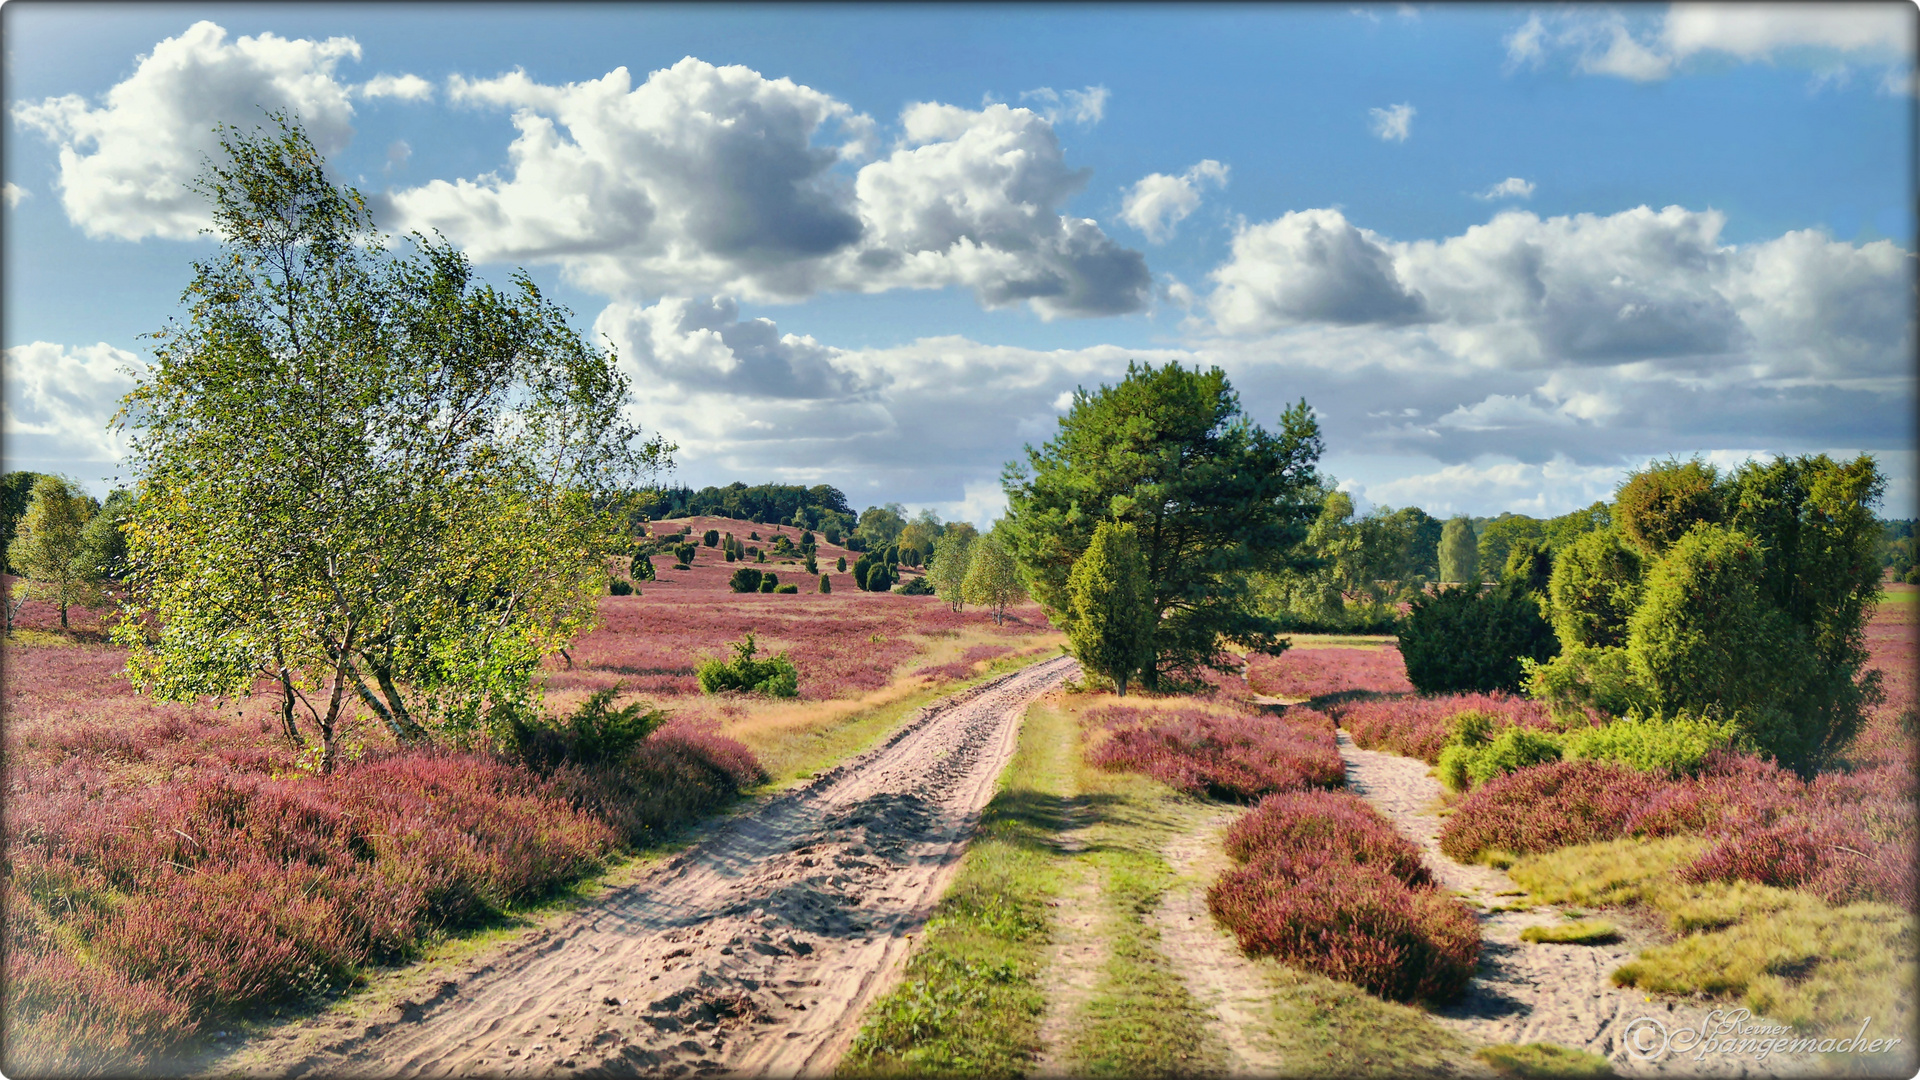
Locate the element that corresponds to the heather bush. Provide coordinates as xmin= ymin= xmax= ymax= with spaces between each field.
xmin=1084 ymin=705 xmax=1343 ymax=801
xmin=1438 ymin=760 xmax=1662 ymax=861
xmin=1208 ymin=791 xmax=1477 ymax=1002
xmin=1244 ymin=645 xmax=1413 ymax=700
xmin=1399 ymin=583 xmax=1557 ymax=695
xmin=1222 ymin=791 xmax=1430 ymax=886
xmin=695 ymin=633 xmax=800 ymax=697
xmin=1340 ymin=692 xmax=1558 ymax=764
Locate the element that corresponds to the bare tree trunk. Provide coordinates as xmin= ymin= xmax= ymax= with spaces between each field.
xmin=273 ymin=646 xmax=305 ymax=748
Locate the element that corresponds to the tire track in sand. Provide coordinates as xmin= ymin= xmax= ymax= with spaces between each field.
xmin=1337 ymin=730 xmax=1808 ymax=1077
xmin=224 ymin=656 xmax=1077 ymax=1080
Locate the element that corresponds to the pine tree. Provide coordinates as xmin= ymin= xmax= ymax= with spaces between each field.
xmin=1065 ymin=522 xmax=1155 ymax=696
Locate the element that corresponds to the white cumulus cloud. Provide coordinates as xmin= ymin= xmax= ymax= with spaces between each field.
xmin=388 ymin=61 xmax=1149 ymax=318
xmin=3 ymin=342 xmax=142 ymax=464
xmin=1206 ymin=209 xmax=1429 ymax=332
xmin=1017 ymin=85 xmax=1110 ymax=127
xmin=11 ymin=21 xmax=362 ymax=240
xmin=4 ymin=183 xmax=28 ymax=209
xmin=1369 ymin=102 xmax=1415 ymax=142
xmin=1119 ymin=159 xmax=1229 ymax=243
xmin=357 ymin=73 xmax=433 ymax=101
xmin=1508 ymin=4 xmax=1915 ymax=84
xmin=1474 ymin=177 xmax=1536 ymax=201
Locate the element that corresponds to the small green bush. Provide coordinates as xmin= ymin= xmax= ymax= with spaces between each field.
xmin=1400 ymin=583 xmax=1557 ymax=694
xmin=774 ymin=583 xmax=799 ymax=594
xmin=759 ymin=572 xmax=779 ymax=593
xmin=1522 ymin=644 xmax=1650 ymax=723
xmin=1563 ymin=709 xmax=1740 ymax=775
xmin=630 ymin=552 xmax=655 ymax=581
xmin=728 ymin=568 xmax=764 ymax=593
xmin=702 ymin=529 xmax=720 ymax=547
xmin=837 ymin=555 xmax=847 ymax=572
xmin=724 ymin=548 xmax=736 ymax=562
xmin=674 ymin=542 xmax=697 ymax=564
xmin=695 ymin=634 xmax=799 ymax=697
xmin=1468 ymin=728 xmax=1563 ymax=787
xmin=608 ymin=579 xmax=633 ymax=596
xmin=1440 ymin=724 xmax=1564 ymax=793
xmin=898 ymin=575 xmax=934 ymax=596
xmin=510 ymin=684 xmax=668 ymax=771
xmin=819 ymin=573 xmax=831 ymax=594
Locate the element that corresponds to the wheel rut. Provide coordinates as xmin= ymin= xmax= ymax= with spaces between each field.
xmin=217 ymin=656 xmax=1077 ymax=1079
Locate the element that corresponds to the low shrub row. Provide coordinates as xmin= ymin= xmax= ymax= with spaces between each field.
xmin=1083 ymin=705 xmax=1343 ymax=802
xmin=1339 ymin=692 xmax=1557 ymax=764
xmin=1207 ymin=791 xmax=1479 ymax=1002
xmin=5 ymin=720 xmax=765 ymax=1075
xmin=1437 ymin=753 xmax=1915 ymax=910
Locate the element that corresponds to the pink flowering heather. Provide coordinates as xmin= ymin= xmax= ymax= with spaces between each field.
xmin=1245 ymin=645 xmax=1413 ymax=700
xmin=1084 ymin=705 xmax=1344 ymax=801
xmin=1438 ymin=760 xmax=1665 ymax=861
xmin=1340 ymin=692 xmax=1559 ymax=764
xmin=911 ymin=644 xmax=1015 ymax=683
xmin=1208 ymin=791 xmax=1478 ymax=1002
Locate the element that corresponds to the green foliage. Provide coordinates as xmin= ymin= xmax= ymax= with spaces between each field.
xmin=1438 ymin=516 xmax=1479 ymax=585
xmin=6 ymin=475 xmax=102 ymax=632
xmin=76 ymin=489 xmax=134 ymax=584
xmin=1547 ymin=529 xmax=1643 ymax=649
xmin=608 ymin=578 xmax=633 ymax=596
xmin=1614 ymin=457 xmax=1722 ymax=556
xmin=0 ymin=470 xmax=47 ymax=573
xmin=929 ymin=530 xmax=975 ymax=613
xmin=1625 ymin=524 xmax=1822 ymax=770
xmin=509 ymin=684 xmax=667 ymax=771
xmin=1437 ymin=718 xmax=1563 ymax=792
xmin=1003 ymin=361 xmax=1324 ymax=689
xmin=1476 ymin=515 xmax=1545 ymax=577
xmin=1563 ymin=709 xmax=1740 ymax=775
xmin=695 ymin=634 xmax=799 ymax=697
xmin=702 ymin=529 xmax=719 ymax=547
xmin=1522 ymin=645 xmax=1650 ymax=721
xmin=642 ymin=480 xmax=850 ymax=525
xmin=818 ymin=573 xmax=831 ymax=594
xmin=837 ymin=555 xmax=848 ymax=572
xmin=674 ymin=542 xmax=697 ymax=564
xmin=857 ymin=503 xmax=908 ymax=549
xmin=630 ymin=551 xmax=655 ymax=581
xmin=1399 ymin=584 xmax=1558 ymax=695
xmin=803 ymin=551 xmax=818 ymax=575
xmin=114 ymin=115 xmax=670 ymax=768
xmin=774 ymin=583 xmax=799 ymax=594
xmin=1064 ymin=521 xmax=1156 ymax=696
xmin=1502 ymin=539 xmax=1553 ymax=598
xmin=759 ymin=572 xmax=780 ymax=593
xmin=1469 ymin=728 xmax=1563 ymax=786
xmin=728 ymin=567 xmax=764 ymax=593
xmin=961 ymin=531 xmax=1025 ymax=625
xmin=899 ymin=575 xmax=935 ymax=595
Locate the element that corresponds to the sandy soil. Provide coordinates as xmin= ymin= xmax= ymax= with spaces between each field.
xmin=1153 ymin=806 xmax=1293 ymax=1077
xmin=216 ymin=655 xmax=1076 ymax=1079
xmin=1336 ymin=731 xmax=1830 ymax=1078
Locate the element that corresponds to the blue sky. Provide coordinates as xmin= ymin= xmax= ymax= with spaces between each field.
xmin=5 ymin=2 xmax=1915 ymax=524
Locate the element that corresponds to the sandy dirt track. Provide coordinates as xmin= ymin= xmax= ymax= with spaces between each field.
xmin=221 ymin=655 xmax=1077 ymax=1079
xmin=1336 ymin=731 xmax=1828 ymax=1078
